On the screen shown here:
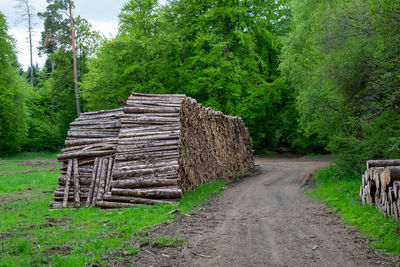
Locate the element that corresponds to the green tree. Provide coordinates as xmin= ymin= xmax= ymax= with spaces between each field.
xmin=82 ymin=0 xmax=295 ymax=150
xmin=280 ymin=0 xmax=400 ymax=171
xmin=0 ymin=12 xmax=30 ymax=153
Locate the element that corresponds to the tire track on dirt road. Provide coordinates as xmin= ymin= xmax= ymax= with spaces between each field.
xmin=132 ymin=156 xmax=399 ymax=267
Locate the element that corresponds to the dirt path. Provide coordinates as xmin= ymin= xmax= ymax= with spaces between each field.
xmin=132 ymin=156 xmax=398 ymax=266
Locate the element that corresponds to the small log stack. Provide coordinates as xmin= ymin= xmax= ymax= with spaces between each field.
xmin=360 ymin=160 xmax=400 ymax=221
xmin=51 ymin=109 xmax=123 ymax=208
xmin=52 ymin=93 xmax=254 ymax=208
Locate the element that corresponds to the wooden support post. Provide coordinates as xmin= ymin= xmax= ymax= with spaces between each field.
xmin=73 ymin=159 xmax=80 ymax=207
xmin=62 ymin=160 xmax=73 ymax=208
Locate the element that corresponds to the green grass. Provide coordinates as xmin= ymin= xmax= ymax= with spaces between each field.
xmin=0 ymin=152 xmax=59 ymax=160
xmin=152 ymin=235 xmax=185 ymax=247
xmin=0 ymin=153 xmax=228 ymax=266
xmin=307 ymin=166 xmax=400 ymax=255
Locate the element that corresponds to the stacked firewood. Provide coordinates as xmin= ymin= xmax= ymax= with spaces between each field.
xmin=51 ymin=109 xmax=123 ymax=208
xmin=178 ymin=97 xmax=254 ymax=192
xmin=99 ymin=93 xmax=185 ymax=208
xmin=52 ymin=93 xmax=254 ymax=209
xmin=360 ymin=160 xmax=400 ymax=220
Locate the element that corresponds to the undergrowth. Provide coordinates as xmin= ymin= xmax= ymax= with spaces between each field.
xmin=307 ymin=166 xmax=400 ymax=255
xmin=0 ymin=153 xmax=228 ymax=266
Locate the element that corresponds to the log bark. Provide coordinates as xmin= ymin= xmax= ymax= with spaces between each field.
xmin=367 ymin=160 xmax=400 ymax=168
xmin=92 ymin=158 xmax=103 ymax=206
xmin=105 ymin=157 xmax=114 ymax=193
xmin=111 ymin=187 xmax=182 ymax=198
xmin=111 ymin=178 xmax=177 ymax=188
xmin=102 ymin=193 xmax=177 ymax=204
xmin=65 ymin=138 xmax=118 ymax=147
xmin=384 ymin=166 xmax=400 ymax=186
xmin=123 ymin=106 xmax=180 ymax=114
xmin=73 ymin=159 xmax=80 ymax=207
xmin=58 ymin=150 xmax=115 ymax=160
xmin=62 ymin=160 xmax=73 ymax=207
xmin=96 ymin=157 xmax=109 ymax=201
xmin=86 ymin=157 xmax=99 ymax=207
xmin=112 ymin=165 xmax=178 ymax=179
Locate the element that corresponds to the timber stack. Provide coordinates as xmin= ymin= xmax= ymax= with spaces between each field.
xmin=360 ymin=160 xmax=400 ymax=221
xmin=51 ymin=93 xmax=254 ymax=209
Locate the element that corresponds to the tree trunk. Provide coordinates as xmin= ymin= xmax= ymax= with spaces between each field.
xmin=69 ymin=0 xmax=80 ymax=116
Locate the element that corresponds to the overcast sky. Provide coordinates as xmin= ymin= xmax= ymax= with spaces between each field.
xmin=0 ymin=0 xmax=130 ymax=70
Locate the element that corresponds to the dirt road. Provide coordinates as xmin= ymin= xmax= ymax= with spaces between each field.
xmin=133 ymin=156 xmax=398 ymax=266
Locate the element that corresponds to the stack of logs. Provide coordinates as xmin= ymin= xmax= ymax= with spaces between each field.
xmin=51 ymin=93 xmax=254 ymax=209
xmin=101 ymin=93 xmax=186 ymax=208
xmin=51 ymin=109 xmax=123 ymax=208
xmin=360 ymin=159 xmax=400 ymax=220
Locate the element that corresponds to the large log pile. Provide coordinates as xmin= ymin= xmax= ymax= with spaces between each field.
xmin=52 ymin=93 xmax=254 ymax=208
xmin=360 ymin=160 xmax=400 ymax=220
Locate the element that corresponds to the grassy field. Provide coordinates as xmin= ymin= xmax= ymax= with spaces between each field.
xmin=307 ymin=167 xmax=400 ymax=255
xmin=0 ymin=153 xmax=227 ymax=266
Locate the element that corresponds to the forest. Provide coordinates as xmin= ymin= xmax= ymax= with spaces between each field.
xmin=1 ymin=0 xmax=399 ymax=174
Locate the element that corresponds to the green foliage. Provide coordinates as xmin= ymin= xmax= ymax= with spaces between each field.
xmin=281 ymin=0 xmax=400 ymax=171
xmin=81 ymin=0 xmax=297 ymax=150
xmin=308 ymin=167 xmax=400 ymax=255
xmin=0 ymin=12 xmax=30 ymax=154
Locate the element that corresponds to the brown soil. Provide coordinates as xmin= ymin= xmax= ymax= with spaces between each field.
xmin=130 ymin=156 xmax=400 ymax=267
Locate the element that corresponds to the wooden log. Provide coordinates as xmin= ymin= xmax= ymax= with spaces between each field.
xmin=65 ymin=138 xmax=118 ymax=147
xmin=393 ymin=181 xmax=400 ymax=199
xmin=92 ymin=158 xmax=104 ymax=206
xmin=367 ymin=160 xmax=400 ymax=169
xmin=111 ymin=178 xmax=177 ymax=189
xmin=117 ymin=134 xmax=179 ymax=142
xmin=118 ymin=130 xmax=180 ymax=138
xmin=384 ymin=167 xmax=400 ymax=187
xmin=102 ymin=193 xmax=177 ymax=205
xmin=115 ymin=154 xmax=178 ymax=164
xmin=86 ymin=157 xmax=99 ymax=207
xmin=116 ymin=140 xmax=179 ymax=147
xmin=77 ymin=108 xmax=123 ymax=116
xmin=123 ymin=106 xmax=180 ymax=114
xmin=115 ymin=147 xmax=178 ymax=156
xmin=112 ymin=165 xmax=178 ymax=179
xmin=96 ymin=157 xmax=109 ymax=202
xmin=126 ymin=100 xmax=182 ymax=107
xmin=116 ymin=161 xmax=178 ymax=172
xmin=62 ymin=160 xmax=73 ymax=208
xmin=104 ymin=157 xmax=114 ymax=193
xmin=115 ymin=140 xmax=179 ymax=149
xmin=73 ymin=159 xmax=81 ymax=207
xmin=76 ymin=112 xmax=124 ymax=122
xmin=57 ymin=150 xmax=115 ymax=160
xmin=67 ymin=132 xmax=119 ymax=138
xmin=111 ymin=187 xmax=182 ymax=199
xmin=119 ymin=125 xmax=180 ymax=134
xmin=70 ymin=119 xmax=120 ymax=126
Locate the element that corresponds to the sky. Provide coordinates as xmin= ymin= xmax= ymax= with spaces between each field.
xmin=0 ymin=0 xmax=129 ymax=70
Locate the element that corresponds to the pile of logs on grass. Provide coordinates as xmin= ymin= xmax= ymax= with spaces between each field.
xmin=360 ymin=160 xmax=400 ymax=220
xmin=51 ymin=109 xmax=122 ymax=208
xmin=51 ymin=93 xmax=254 ymax=209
